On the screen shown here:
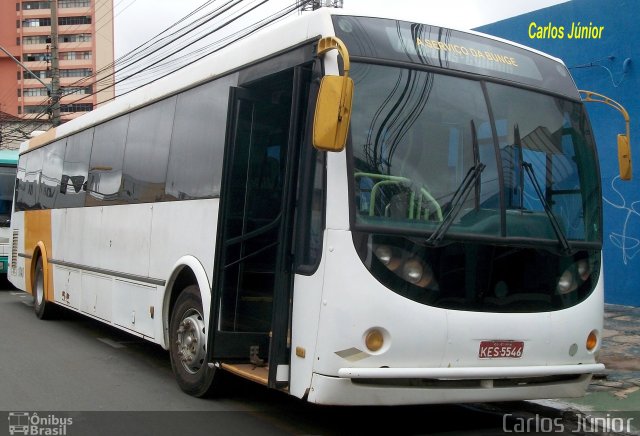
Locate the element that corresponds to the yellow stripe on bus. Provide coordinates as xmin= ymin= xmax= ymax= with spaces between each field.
xmin=24 ymin=127 xmax=57 ymax=153
xmin=24 ymin=210 xmax=53 ymax=300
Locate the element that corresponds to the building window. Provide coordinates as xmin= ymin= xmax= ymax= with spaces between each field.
xmin=59 ymin=16 xmax=91 ymax=25
xmin=23 ymin=36 xmax=49 ymax=44
xmin=59 ymin=51 xmax=92 ymax=60
xmin=22 ymin=18 xmax=51 ymax=27
xmin=59 ymin=0 xmax=91 ymax=7
xmin=62 ymin=86 xmax=92 ymax=96
xmin=60 ymin=68 xmax=92 ymax=77
xmin=23 ymin=105 xmax=49 ymax=114
xmin=31 ymin=70 xmax=50 ymax=79
xmin=24 ymin=53 xmax=49 ymax=62
xmin=23 ymin=88 xmax=50 ymax=97
xmin=59 ymin=34 xmax=91 ymax=43
xmin=22 ymin=1 xmax=50 ymax=10
xmin=61 ymin=103 xmax=93 ymax=113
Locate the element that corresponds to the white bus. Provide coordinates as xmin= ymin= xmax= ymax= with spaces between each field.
xmin=9 ymin=8 xmax=630 ymax=405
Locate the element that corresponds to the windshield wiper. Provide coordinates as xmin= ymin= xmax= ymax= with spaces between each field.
xmin=521 ymin=161 xmax=572 ymax=253
xmin=512 ymin=124 xmax=571 ymax=253
xmin=426 ymin=162 xmax=486 ymax=246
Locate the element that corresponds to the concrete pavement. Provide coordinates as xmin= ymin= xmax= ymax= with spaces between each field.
xmin=528 ymin=304 xmax=640 ymax=435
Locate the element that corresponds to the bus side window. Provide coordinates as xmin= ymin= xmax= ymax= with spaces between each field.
xmin=295 ymin=148 xmax=325 ymax=273
xmin=87 ymin=115 xmax=129 ymax=205
xmin=57 ymin=128 xmax=93 ymax=209
xmin=41 ymin=140 xmax=65 ymax=209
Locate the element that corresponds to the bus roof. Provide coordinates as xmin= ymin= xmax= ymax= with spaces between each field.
xmin=22 ymin=7 xmax=572 ymax=153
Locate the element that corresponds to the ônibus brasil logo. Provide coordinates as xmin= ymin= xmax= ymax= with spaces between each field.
xmin=8 ymin=412 xmax=73 ymax=436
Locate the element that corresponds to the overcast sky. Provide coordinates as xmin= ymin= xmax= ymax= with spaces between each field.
xmin=113 ymin=0 xmax=568 ymax=59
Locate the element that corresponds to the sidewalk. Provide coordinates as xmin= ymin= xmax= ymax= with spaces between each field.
xmin=529 ymin=304 xmax=640 ymax=434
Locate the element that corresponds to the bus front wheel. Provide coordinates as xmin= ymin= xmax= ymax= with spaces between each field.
xmin=33 ymin=257 xmax=57 ymax=320
xmin=169 ymin=285 xmax=222 ymax=397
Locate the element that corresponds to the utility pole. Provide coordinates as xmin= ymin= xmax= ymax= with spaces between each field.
xmin=50 ymin=0 xmax=61 ymax=127
xmin=299 ymin=0 xmax=343 ymax=12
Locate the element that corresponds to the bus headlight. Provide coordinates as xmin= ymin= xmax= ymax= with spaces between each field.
xmin=402 ymin=259 xmax=423 ymax=283
xmin=374 ymin=245 xmax=401 ymax=271
xmin=556 ymin=270 xmax=576 ymax=294
xmin=373 ymin=244 xmax=435 ymax=288
xmin=557 ymin=259 xmax=592 ymax=295
xmin=374 ymin=245 xmax=393 ymax=265
xmin=577 ymin=259 xmax=591 ymax=281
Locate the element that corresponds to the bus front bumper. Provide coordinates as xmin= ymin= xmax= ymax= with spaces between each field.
xmin=337 ymin=363 xmax=604 ymax=379
xmin=306 ymin=364 xmax=602 ymax=405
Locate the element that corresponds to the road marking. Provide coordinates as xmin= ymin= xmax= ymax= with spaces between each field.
xmin=97 ymin=338 xmax=126 ymax=349
xmin=10 ymin=292 xmax=27 ymax=297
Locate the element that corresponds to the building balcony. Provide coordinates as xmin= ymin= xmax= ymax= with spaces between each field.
xmin=60 ymin=94 xmax=93 ymax=104
xmin=22 ymin=77 xmax=51 ymax=87
xmin=22 ymin=60 xmax=49 ymax=70
xmin=19 ymin=9 xmax=51 ymax=18
xmin=59 ymin=41 xmax=92 ymax=50
xmin=22 ymin=95 xmax=51 ymax=104
xmin=59 ymin=58 xmax=93 ymax=68
xmin=21 ymin=26 xmax=52 ymax=36
xmin=20 ymin=43 xmax=49 ymax=52
xmin=59 ymin=24 xmax=92 ymax=33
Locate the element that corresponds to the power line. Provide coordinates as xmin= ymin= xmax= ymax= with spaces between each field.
xmin=2 ymin=0 xmax=318 ymax=146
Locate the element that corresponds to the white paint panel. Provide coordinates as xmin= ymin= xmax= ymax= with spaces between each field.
xmin=80 ymin=272 xmax=112 ymax=321
xmin=113 ymin=279 xmax=155 ymax=338
xmin=50 ymin=208 xmax=66 ymax=260
xmin=99 ymin=204 xmax=152 ymax=276
xmin=315 ymin=230 xmax=603 ymax=378
xmin=289 ymin=237 xmax=327 ymax=399
xmin=63 ymin=206 xmax=103 ymax=266
xmin=148 ymin=199 xmax=218 ymax=284
xmin=315 ymin=230 xmax=448 ymax=375
xmin=52 ymin=265 xmax=80 ymax=309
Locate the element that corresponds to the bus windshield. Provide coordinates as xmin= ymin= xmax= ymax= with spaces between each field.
xmin=0 ymin=166 xmax=17 ymax=226
xmin=350 ymin=62 xmax=601 ymax=249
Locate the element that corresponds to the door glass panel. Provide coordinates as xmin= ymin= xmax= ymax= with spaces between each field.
xmin=219 ymin=71 xmax=294 ymax=333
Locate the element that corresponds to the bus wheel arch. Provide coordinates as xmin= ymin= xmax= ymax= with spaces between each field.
xmin=162 ymin=256 xmax=212 ymax=350
xmin=31 ymin=243 xmax=57 ymax=319
xmin=163 ymin=256 xmax=220 ymax=397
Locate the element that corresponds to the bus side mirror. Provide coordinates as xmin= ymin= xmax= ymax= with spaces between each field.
xmin=579 ymin=90 xmax=632 ymax=181
xmin=618 ymin=134 xmax=632 ymax=180
xmin=313 ymin=75 xmax=354 ymax=152
xmin=312 ymin=36 xmax=353 ymax=153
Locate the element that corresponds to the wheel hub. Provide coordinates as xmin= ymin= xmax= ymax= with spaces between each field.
xmin=175 ymin=312 xmax=206 ymax=374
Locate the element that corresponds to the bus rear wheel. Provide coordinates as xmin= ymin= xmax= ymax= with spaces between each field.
xmin=169 ymin=285 xmax=223 ymax=397
xmin=33 ymin=257 xmax=57 ymax=320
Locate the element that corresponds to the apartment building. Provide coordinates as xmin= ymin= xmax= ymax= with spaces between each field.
xmin=0 ymin=0 xmax=114 ymax=127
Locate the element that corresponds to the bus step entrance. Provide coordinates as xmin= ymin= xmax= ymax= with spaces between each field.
xmin=221 ymin=363 xmax=269 ymax=386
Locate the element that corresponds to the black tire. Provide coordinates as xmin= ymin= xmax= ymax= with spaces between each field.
xmin=169 ymin=285 xmax=224 ymax=397
xmin=33 ymin=257 xmax=57 ymax=320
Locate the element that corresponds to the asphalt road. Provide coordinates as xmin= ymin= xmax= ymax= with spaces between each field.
xmin=0 ymin=281 xmax=582 ymax=436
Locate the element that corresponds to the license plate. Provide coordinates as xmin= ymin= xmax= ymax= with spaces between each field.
xmin=478 ymin=340 xmax=524 ymax=359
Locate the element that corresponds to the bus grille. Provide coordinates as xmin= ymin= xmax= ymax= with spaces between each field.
xmin=11 ymin=230 xmax=18 ymax=270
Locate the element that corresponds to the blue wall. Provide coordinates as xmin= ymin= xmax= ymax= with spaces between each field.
xmin=476 ymin=0 xmax=639 ymax=306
